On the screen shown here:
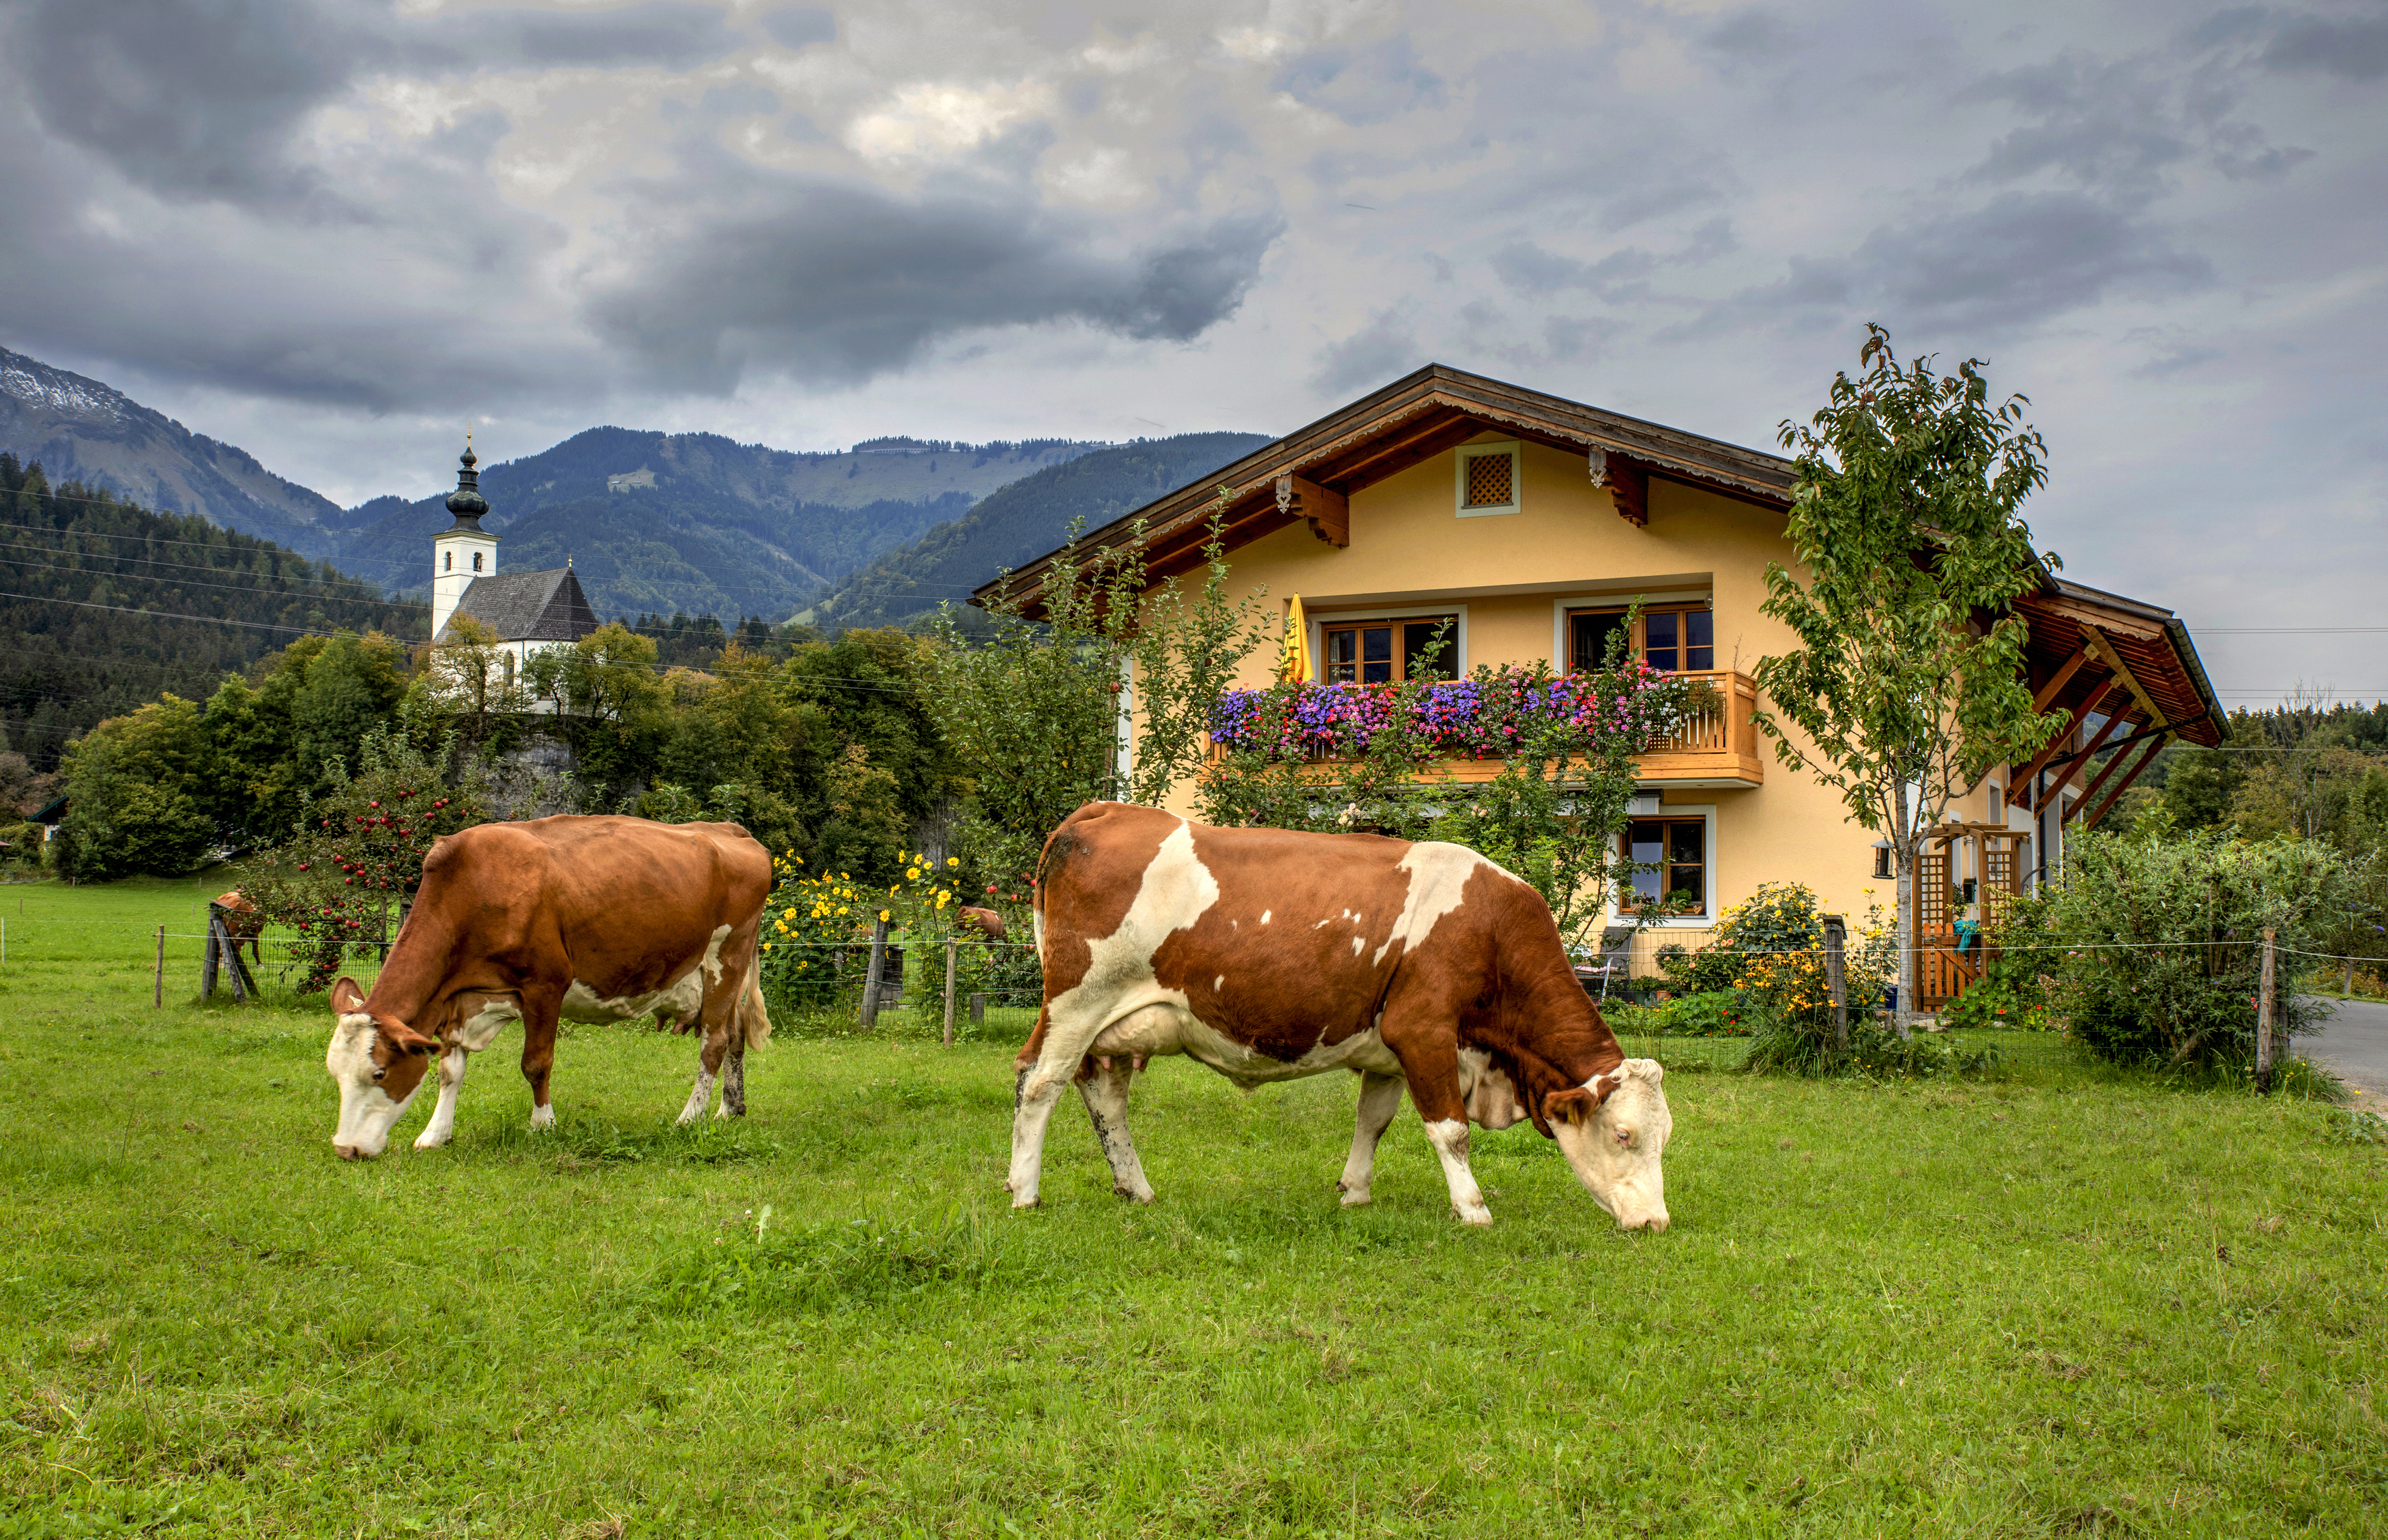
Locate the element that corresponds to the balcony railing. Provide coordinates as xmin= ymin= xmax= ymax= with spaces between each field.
xmin=1204 ymin=669 xmax=1764 ymax=786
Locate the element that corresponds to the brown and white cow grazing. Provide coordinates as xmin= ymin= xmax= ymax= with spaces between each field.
xmin=213 ymin=889 xmax=263 ymax=965
xmin=323 ymin=815 xmax=772 ymax=1159
xmin=1008 ymin=803 xmax=1671 ymax=1230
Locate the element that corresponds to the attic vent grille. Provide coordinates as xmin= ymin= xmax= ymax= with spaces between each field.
xmin=1464 ymin=452 xmax=1513 ymax=508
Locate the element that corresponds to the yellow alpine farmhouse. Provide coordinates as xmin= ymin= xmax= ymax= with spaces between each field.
xmin=980 ymin=366 xmax=2227 ymax=1008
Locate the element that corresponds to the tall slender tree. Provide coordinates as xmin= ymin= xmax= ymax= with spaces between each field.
xmin=1753 ymin=325 xmax=2066 ymax=1032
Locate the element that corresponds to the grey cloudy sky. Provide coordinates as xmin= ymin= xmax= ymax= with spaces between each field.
xmin=5 ymin=0 xmax=2385 ymax=703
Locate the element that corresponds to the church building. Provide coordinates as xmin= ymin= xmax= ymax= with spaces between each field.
xmin=428 ymin=441 xmax=598 ymax=699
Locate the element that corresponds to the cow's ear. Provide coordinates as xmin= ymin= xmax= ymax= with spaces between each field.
xmin=1542 ymin=1086 xmax=1595 ymax=1127
xmin=330 ymin=976 xmax=367 ymax=1015
xmin=377 ymin=1017 xmax=438 ymax=1056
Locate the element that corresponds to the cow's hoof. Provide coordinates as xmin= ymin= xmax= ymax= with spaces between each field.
xmin=411 ymin=1133 xmax=450 ymax=1151
xmin=1113 ymin=1185 xmax=1155 ymax=1204
xmin=1454 ymin=1206 xmax=1494 ymax=1227
xmin=529 ymin=1106 xmax=555 ymax=1131
xmin=1009 ymin=1195 xmax=1042 ymax=1210
xmin=1339 ymin=1188 xmax=1371 ymax=1208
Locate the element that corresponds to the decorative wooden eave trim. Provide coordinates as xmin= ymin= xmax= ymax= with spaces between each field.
xmin=1276 ymin=474 xmax=1348 ymax=547
xmin=976 ymin=363 xmax=1796 ymax=614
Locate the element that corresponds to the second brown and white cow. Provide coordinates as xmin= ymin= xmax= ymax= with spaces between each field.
xmin=323 ymin=815 xmax=773 ymax=1159
xmin=1009 ymin=803 xmax=1671 ymax=1230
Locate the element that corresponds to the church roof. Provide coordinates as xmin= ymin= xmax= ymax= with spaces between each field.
xmin=434 ymin=566 xmax=598 ymax=644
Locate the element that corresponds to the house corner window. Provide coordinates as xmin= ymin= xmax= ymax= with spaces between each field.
xmin=1455 ymin=444 xmax=1519 ymax=517
xmin=1567 ymin=605 xmax=1714 ymax=674
xmin=1322 ymin=615 xmax=1457 ymax=684
xmin=443 ymin=551 xmax=452 ymax=572
xmin=1622 ymin=816 xmax=1706 ymax=917
xmin=472 ymin=552 xmax=484 ymax=572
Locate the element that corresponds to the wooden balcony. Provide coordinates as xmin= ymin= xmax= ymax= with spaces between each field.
xmin=1208 ymin=669 xmax=1764 ymax=787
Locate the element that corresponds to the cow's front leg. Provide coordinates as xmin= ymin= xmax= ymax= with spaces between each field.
xmin=519 ymin=991 xmax=560 ymax=1131
xmin=1337 ymin=1070 xmax=1403 ymax=1206
xmin=1077 ymin=1054 xmax=1153 ymax=1203
xmin=412 ymin=1047 xmax=470 ymax=1150
xmin=1384 ymin=1013 xmax=1493 ymax=1225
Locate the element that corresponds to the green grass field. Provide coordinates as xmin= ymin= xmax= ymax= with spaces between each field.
xmin=1 ymin=877 xmax=2383 ymax=1538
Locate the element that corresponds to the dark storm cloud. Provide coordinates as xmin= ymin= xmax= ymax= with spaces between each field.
xmin=2269 ymin=14 xmax=2388 ymax=78
xmin=759 ymin=8 xmax=837 ymax=50
xmin=1964 ymin=48 xmax=2310 ymax=201
xmin=5 ymin=0 xmax=737 ymax=207
xmin=1277 ymin=37 xmax=1446 ymax=126
xmin=583 ymin=172 xmax=1283 ymax=393
xmin=1686 ymin=191 xmax=2213 ymax=340
xmin=1311 ymin=307 xmax=1423 ymax=396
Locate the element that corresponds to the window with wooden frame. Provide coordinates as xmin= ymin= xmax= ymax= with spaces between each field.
xmin=1620 ymin=817 xmax=1706 ymax=916
xmin=1455 ymin=443 xmax=1519 ymax=517
xmin=1321 ymin=615 xmax=1458 ymax=685
xmin=1566 ymin=604 xmax=1715 ymax=674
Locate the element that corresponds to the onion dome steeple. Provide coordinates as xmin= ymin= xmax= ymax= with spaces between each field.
xmin=444 ymin=435 xmax=489 ymax=529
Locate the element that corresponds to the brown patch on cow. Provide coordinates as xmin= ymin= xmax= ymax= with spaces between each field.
xmin=1028 ymin=804 xmax=1627 ymax=1135
xmin=956 ymin=906 xmax=1007 ymax=942
xmin=336 ymin=815 xmax=774 ymax=1132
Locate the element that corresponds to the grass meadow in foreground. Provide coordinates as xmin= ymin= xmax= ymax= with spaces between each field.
xmin=0 ymin=878 xmax=2383 ymax=1538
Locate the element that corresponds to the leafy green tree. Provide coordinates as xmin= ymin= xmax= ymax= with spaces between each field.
xmin=55 ymin=695 xmax=216 ymax=877
xmin=525 ymin=622 xmax=673 ymax=798
xmin=243 ymin=726 xmax=492 ymax=993
xmin=418 ymin=614 xmax=527 ymax=742
xmin=1753 ymin=325 xmax=2065 ymax=1031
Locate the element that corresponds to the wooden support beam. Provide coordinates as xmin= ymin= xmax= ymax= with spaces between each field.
xmin=2032 ymin=645 xmax=2092 ymax=712
xmin=2012 ymin=695 xmax=2097 ymax=804
xmin=1606 ymin=456 xmax=1648 ymax=526
xmin=2076 ymin=736 xmax=2166 ymax=831
xmin=1275 ymin=474 xmax=1348 ymax=547
xmin=2033 ymin=701 xmax=2128 ymax=809
xmin=2066 ymin=721 xmax=2144 ymax=819
xmin=1315 ymin=409 xmax=1479 ymax=492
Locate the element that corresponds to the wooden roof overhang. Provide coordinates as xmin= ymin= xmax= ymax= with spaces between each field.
xmin=973 ymin=364 xmax=1797 ymax=617
xmin=2007 ymin=573 xmax=2225 ymax=823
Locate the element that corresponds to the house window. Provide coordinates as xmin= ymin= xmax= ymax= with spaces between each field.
xmin=1621 ymin=817 xmax=1706 ymax=916
xmin=1455 ymin=444 xmax=1519 ymax=517
xmin=1567 ymin=605 xmax=1714 ymax=673
xmin=503 ymin=652 xmax=516 ymax=685
xmin=472 ymin=552 xmax=484 ymax=572
xmin=1322 ymin=615 xmax=1457 ymax=684
xmin=443 ymin=551 xmax=452 ymax=572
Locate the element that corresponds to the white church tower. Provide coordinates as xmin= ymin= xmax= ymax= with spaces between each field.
xmin=429 ymin=439 xmax=498 ymax=639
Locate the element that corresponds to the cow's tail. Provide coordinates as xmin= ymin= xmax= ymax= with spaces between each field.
xmin=738 ymin=965 xmax=773 ymax=1049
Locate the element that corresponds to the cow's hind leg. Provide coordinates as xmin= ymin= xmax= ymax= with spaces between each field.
xmin=519 ymin=991 xmax=562 ymax=1131
xmin=1337 ymin=1070 xmax=1403 ymax=1206
xmin=677 ymin=1032 xmax=726 ymax=1125
xmin=1007 ymin=1000 xmax=1120 ymax=1209
xmin=717 ymin=1038 xmax=746 ymax=1119
xmin=413 ymin=1048 xmax=471 ymax=1150
xmin=1077 ymin=1054 xmax=1153 ymax=1203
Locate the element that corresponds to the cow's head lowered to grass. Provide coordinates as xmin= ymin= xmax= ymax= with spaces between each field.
xmin=1543 ymin=1059 xmax=1672 ymax=1232
xmin=324 ymin=976 xmax=437 ymax=1159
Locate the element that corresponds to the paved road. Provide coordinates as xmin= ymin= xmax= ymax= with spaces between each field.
xmin=2297 ymin=996 xmax=2388 ymax=1105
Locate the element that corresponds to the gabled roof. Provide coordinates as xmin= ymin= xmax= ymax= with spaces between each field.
xmin=974 ymin=363 xmax=1798 ymax=612
xmin=2015 ymin=574 xmax=2226 ymax=747
xmin=435 ymin=567 xmax=598 ymax=644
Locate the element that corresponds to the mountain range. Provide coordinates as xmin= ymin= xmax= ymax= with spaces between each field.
xmin=1 ymin=344 xmax=1268 ymax=628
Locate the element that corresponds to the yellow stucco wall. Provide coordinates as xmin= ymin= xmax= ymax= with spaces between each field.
xmin=1174 ymin=433 xmax=1898 ymax=959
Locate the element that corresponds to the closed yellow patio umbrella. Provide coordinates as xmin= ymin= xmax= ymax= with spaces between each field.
xmin=1282 ymin=595 xmax=1311 ymax=683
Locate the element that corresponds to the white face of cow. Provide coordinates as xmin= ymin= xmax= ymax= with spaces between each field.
xmin=323 ymin=977 xmax=433 ymax=1160
xmin=1551 ymin=1059 xmax=1672 ymax=1232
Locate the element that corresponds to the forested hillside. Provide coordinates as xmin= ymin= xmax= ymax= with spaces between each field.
xmin=805 ymin=431 xmax=1270 ymax=633
xmin=0 ymin=454 xmax=423 ymax=772
xmin=325 ymin=426 xmax=1105 ymax=620
xmin=0 ymin=347 xmax=345 ymax=553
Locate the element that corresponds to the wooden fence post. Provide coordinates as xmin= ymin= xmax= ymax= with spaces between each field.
xmin=942 ymin=938 xmax=959 ymax=1048
xmin=862 ymin=918 xmax=889 ymax=1028
xmin=202 ymin=918 xmax=220 ymax=1002
xmin=1822 ymin=914 xmax=1848 ymax=1060
xmin=2257 ymin=926 xmax=2277 ymax=1094
xmin=153 ymin=925 xmax=166 ymax=1008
